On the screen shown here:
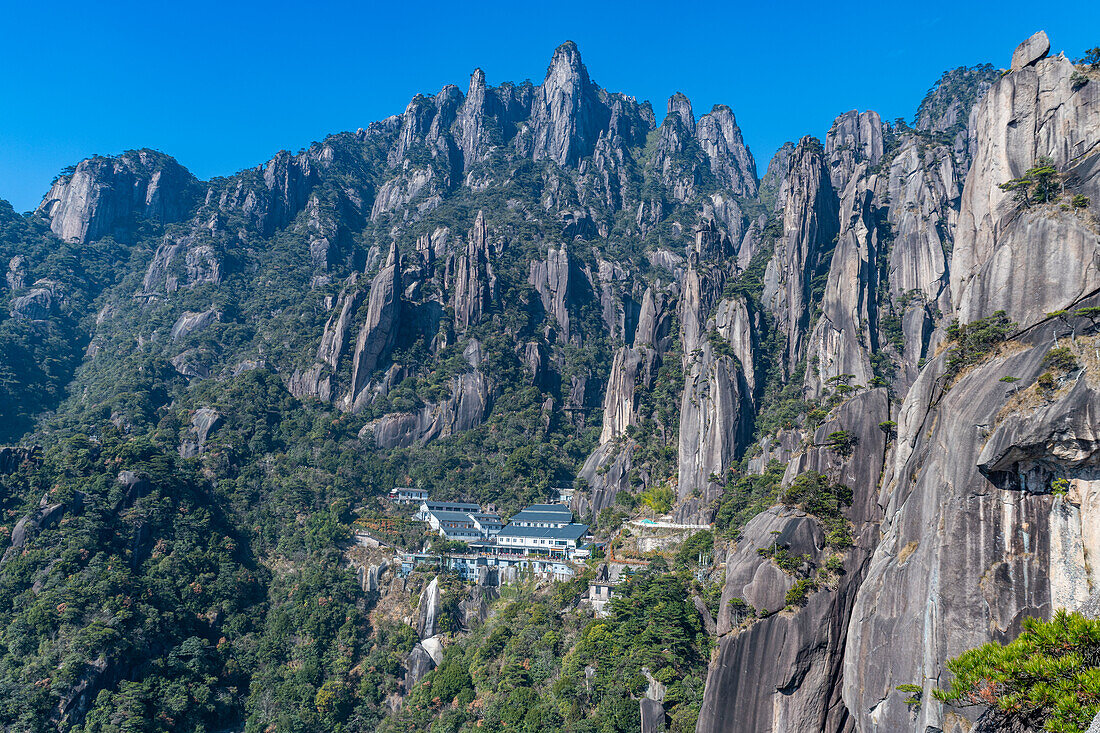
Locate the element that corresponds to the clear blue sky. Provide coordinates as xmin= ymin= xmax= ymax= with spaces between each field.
xmin=2 ymin=0 xmax=1097 ymax=213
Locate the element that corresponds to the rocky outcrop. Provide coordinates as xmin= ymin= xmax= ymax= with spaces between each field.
xmin=676 ymin=293 xmax=755 ymax=520
xmin=759 ymin=142 xmax=796 ymax=212
xmin=216 ymin=147 xmax=328 ymax=236
xmin=36 ymin=150 xmax=200 ymax=243
xmin=360 ymin=340 xmax=490 ymax=449
xmin=389 ymin=87 xmax=463 ymax=184
xmin=1011 ymin=30 xmax=1050 ymax=71
xmin=824 ymin=110 xmax=883 ymax=192
xmin=140 ymin=230 xmax=224 ymax=295
xmin=804 ymin=122 xmax=883 ymax=396
xmin=345 ymin=243 xmax=402 ymax=411
xmin=950 ymin=48 xmax=1100 ymax=329
xmin=405 ymin=643 xmax=435 ymax=690
xmin=2 ymin=493 xmax=68 ymax=566
xmin=696 ymin=104 xmax=758 ymax=197
xmin=179 ymin=408 xmax=220 ymax=458
xmin=523 ymin=41 xmax=611 ymax=168
xmin=529 ymin=244 xmax=579 ymax=340
xmin=6 ymin=255 xmax=26 ymax=293
xmin=842 ymin=316 xmax=1100 ymax=732
xmin=362 ymin=368 xmax=490 ymax=449
xmin=763 ymin=137 xmax=839 ymax=374
xmin=170 ymin=309 xmax=218 ymax=341
xmin=9 ymin=281 xmax=58 ymax=321
xmin=289 ymin=276 xmax=365 ymax=402
xmin=640 ymin=698 xmax=666 ymax=733
xmin=0 ymin=446 xmax=40 ymax=475
xmin=452 ymin=211 xmax=495 ymax=333
xmin=699 ymin=389 xmax=889 ymax=733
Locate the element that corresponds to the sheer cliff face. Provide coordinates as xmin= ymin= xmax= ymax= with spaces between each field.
xmin=8 ymin=30 xmax=1100 ymax=733
xmin=843 ymin=33 xmax=1100 ymax=733
xmin=36 ymin=149 xmax=201 ymax=244
xmin=695 ymin=31 xmax=1099 ymax=733
xmin=952 ymin=44 xmax=1100 ymax=327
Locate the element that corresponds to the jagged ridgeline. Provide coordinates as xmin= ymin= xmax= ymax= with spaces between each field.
xmin=0 ymin=28 xmax=1098 ymax=733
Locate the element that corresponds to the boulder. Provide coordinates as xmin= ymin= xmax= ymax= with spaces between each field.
xmin=170 ymin=309 xmax=218 ymax=341
xmin=1011 ymin=30 xmax=1050 ymax=71
xmin=404 ymin=643 xmax=435 ymax=690
xmin=640 ymin=699 xmax=666 ymax=733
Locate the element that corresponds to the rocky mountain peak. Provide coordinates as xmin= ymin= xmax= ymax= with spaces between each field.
xmin=467 ymin=68 xmax=487 ymax=96
xmin=759 ymin=141 xmax=795 ymax=211
xmin=915 ymin=64 xmax=999 ymax=136
xmin=824 ymin=109 xmax=883 ymax=190
xmin=453 ymin=210 xmax=495 ymax=333
xmin=526 ymin=41 xmax=610 ymax=167
xmin=667 ymin=92 xmax=695 ymax=134
xmin=696 ymin=104 xmax=758 ymax=197
xmin=545 ymin=40 xmax=588 ymax=86
xmin=36 ymin=149 xmax=200 ymax=244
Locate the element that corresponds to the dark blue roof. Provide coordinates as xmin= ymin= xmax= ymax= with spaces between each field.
xmin=525 ymin=503 xmax=572 ymax=514
xmin=511 ymin=509 xmax=573 ymax=524
xmin=424 ymin=501 xmax=480 ymax=511
xmin=429 ymin=510 xmax=477 ymax=523
xmin=497 ymin=523 xmax=589 ymax=541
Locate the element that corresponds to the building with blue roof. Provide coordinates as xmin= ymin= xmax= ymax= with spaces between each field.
xmin=494 ymin=521 xmax=590 ymax=558
xmin=508 ymin=504 xmax=574 ymax=529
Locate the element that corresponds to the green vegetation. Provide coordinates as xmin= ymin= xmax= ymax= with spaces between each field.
xmin=713 ymin=459 xmax=787 ymax=538
xmin=756 ymin=544 xmax=809 ymax=575
xmin=0 ymin=42 xmax=1023 ymax=733
xmin=896 ymin=683 xmax=923 ymax=708
xmin=944 ymin=311 xmax=1016 ymax=382
xmin=639 ymin=484 xmax=675 ymax=514
xmin=784 ymin=578 xmax=817 ymax=607
xmin=780 ymin=471 xmax=853 ymax=548
xmin=1036 ymin=346 xmax=1080 ymax=395
xmin=1075 ymin=47 xmax=1100 ymax=68
xmin=822 ymin=430 xmax=859 ymax=457
xmin=675 ymin=531 xmax=715 ymax=569
xmin=998 ymin=157 xmax=1061 ymax=206
xmin=0 ymin=202 xmax=132 ymax=441
xmin=1044 ymin=347 xmax=1080 ymax=374
xmin=934 ymin=610 xmax=1100 ymax=733
xmin=914 ymin=64 xmax=999 ymax=139
xmin=380 ymin=570 xmax=709 ymax=733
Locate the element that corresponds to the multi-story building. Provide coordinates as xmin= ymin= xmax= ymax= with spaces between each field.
xmin=415 ymin=499 xmax=588 ymax=560
xmin=389 ymin=487 xmax=429 ymax=505
xmin=470 ymin=512 xmax=504 ymax=537
xmin=494 ymin=522 xmax=590 ymax=559
xmin=416 ymin=500 xmax=481 ymax=521
xmin=507 ymin=503 xmax=574 ymax=529
xmin=425 ymin=508 xmax=503 ymax=541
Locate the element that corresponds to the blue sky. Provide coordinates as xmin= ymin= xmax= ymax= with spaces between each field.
xmin=2 ymin=0 xmax=1097 ymax=213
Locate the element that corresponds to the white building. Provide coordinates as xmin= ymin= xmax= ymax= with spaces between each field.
xmin=470 ymin=512 xmax=504 ymax=537
xmin=494 ymin=522 xmax=590 ymax=559
xmin=416 ymin=500 xmax=481 ymax=521
xmin=508 ymin=503 xmax=574 ymax=529
xmin=389 ymin=487 xmax=429 ymax=505
xmin=425 ymin=508 xmax=503 ymax=542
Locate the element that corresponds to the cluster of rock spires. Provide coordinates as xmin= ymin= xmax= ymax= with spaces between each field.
xmin=7 ymin=29 xmax=1100 ymax=732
